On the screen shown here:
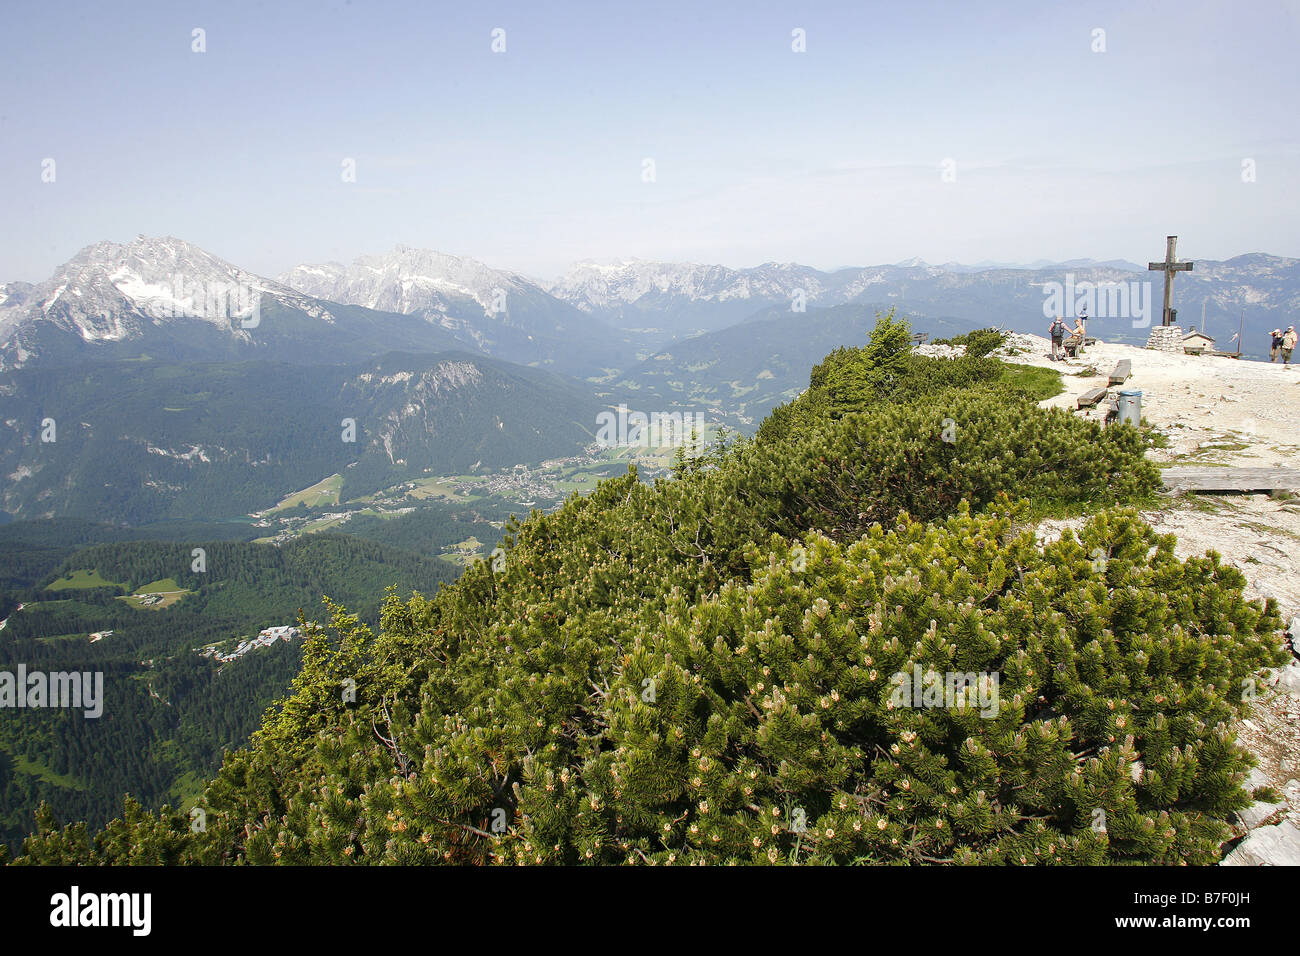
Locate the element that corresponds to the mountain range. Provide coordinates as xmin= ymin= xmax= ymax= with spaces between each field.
xmin=3 ymin=236 xmax=1298 ymax=523
xmin=546 ymin=254 xmax=1300 ymax=355
xmin=5 ymin=238 xmax=1298 ymax=379
xmin=279 ymin=247 xmax=637 ymax=376
xmin=0 ymin=238 xmax=470 ymax=373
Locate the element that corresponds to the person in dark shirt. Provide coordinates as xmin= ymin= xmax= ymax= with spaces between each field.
xmin=1049 ymin=316 xmax=1066 ymax=360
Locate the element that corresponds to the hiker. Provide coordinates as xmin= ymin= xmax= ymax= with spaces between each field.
xmin=1270 ymin=329 xmax=1284 ymax=362
xmin=1049 ymin=316 xmax=1066 ymax=360
xmin=1284 ymin=326 xmax=1298 ymax=365
xmin=1064 ymin=315 xmax=1086 ymax=357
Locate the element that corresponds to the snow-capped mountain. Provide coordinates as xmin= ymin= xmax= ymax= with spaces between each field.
xmin=280 ymin=247 xmax=636 ymax=376
xmin=547 ymin=259 xmax=843 ymax=336
xmin=550 ymin=254 xmax=1300 ymax=354
xmin=548 ymin=259 xmax=831 ymax=310
xmin=0 ymin=236 xmax=464 ymax=370
xmin=282 ymin=247 xmax=532 ymax=327
xmin=546 ymin=258 xmax=1017 ymax=337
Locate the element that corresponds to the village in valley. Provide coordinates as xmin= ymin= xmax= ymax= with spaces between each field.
xmin=243 ymin=439 xmax=692 ymax=562
xmin=198 ymin=625 xmax=303 ymax=664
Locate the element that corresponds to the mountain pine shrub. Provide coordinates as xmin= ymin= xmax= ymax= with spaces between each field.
xmin=16 ymin=500 xmax=1281 ymax=865
xmin=12 ymin=318 xmax=1283 ymax=866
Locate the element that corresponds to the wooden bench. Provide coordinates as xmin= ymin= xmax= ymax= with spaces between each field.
xmin=1162 ymin=467 xmax=1300 ymax=493
xmin=1108 ymin=359 xmax=1131 ymax=385
xmin=1063 ymin=335 xmax=1097 ymax=358
xmin=1077 ymin=386 xmax=1109 ymax=409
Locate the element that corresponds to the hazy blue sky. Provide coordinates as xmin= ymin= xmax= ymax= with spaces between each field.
xmin=3 ymin=0 xmax=1298 ymax=281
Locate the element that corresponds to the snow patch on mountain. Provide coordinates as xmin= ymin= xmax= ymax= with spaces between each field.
xmin=548 ymin=259 xmax=833 ymax=312
xmin=280 ymin=246 xmax=531 ymax=319
xmin=0 ymin=236 xmax=330 ymax=368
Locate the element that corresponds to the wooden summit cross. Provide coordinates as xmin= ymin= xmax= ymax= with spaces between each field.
xmin=1148 ymin=235 xmax=1193 ymax=327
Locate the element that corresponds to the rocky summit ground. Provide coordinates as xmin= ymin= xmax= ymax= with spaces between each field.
xmin=933 ymin=331 xmax=1300 ymax=864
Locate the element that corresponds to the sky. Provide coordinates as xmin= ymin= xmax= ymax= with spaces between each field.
xmin=3 ymin=0 xmax=1299 ymax=283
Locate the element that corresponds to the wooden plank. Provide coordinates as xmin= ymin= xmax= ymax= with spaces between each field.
xmin=1077 ymin=386 xmax=1109 ymax=409
xmin=1162 ymin=467 xmax=1300 ymax=493
xmin=1108 ymin=359 xmax=1131 ymax=385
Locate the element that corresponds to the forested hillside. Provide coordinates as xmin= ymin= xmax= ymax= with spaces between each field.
xmin=10 ymin=314 xmax=1287 ymax=865
xmin=0 ymin=534 xmax=459 ymax=850
xmin=0 ymin=351 xmax=614 ymax=524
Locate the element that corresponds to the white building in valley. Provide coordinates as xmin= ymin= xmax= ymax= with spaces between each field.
xmin=200 ymin=625 xmax=302 ymax=663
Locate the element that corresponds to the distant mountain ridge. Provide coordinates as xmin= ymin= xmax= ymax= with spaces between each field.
xmin=6 ymin=240 xmax=1297 ymax=371
xmin=279 ymin=246 xmax=638 ymax=376
xmin=0 ymin=237 xmax=638 ymax=378
xmin=548 ymin=253 xmax=1300 ymax=355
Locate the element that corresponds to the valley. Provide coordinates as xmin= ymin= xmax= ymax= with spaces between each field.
xmin=2 ymin=234 xmax=1297 ymax=866
xmin=246 ymin=435 xmax=715 ymax=560
xmin=0 ymin=529 xmax=465 ymax=848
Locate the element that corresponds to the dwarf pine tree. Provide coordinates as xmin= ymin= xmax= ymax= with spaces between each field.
xmin=14 ymin=317 xmax=1287 ymax=866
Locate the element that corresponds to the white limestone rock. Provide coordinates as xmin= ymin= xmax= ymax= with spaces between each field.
xmin=1221 ymin=821 xmax=1300 ymax=866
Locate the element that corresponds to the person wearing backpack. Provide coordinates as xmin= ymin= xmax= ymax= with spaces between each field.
xmin=1049 ymin=316 xmax=1066 ymax=360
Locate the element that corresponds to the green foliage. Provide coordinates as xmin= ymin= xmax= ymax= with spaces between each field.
xmin=12 ymin=337 xmax=1282 ymax=867
xmin=728 ymin=392 xmax=1161 ymax=547
xmin=808 ymin=309 xmax=912 ymax=413
xmin=342 ymin=506 xmax=507 ymax=559
xmin=997 ymin=363 xmax=1064 ymax=403
xmin=933 ymin=327 xmax=1008 ymax=357
xmin=613 ymin=303 xmax=980 ymax=432
xmin=761 ymin=317 xmax=1060 ymax=447
xmin=0 ymin=534 xmax=456 ymax=851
